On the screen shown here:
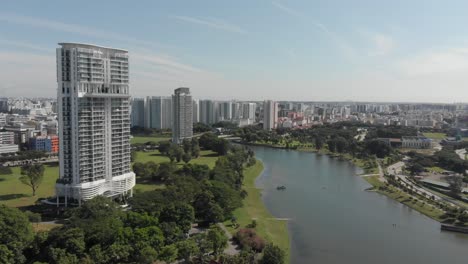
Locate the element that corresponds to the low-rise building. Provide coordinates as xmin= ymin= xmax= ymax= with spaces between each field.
xmin=29 ymin=135 xmax=59 ymax=153
xmin=0 ymin=144 xmax=19 ymax=154
xmin=402 ymin=136 xmax=432 ymax=149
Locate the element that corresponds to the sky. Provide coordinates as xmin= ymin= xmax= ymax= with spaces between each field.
xmin=1 ymin=0 xmax=468 ymax=103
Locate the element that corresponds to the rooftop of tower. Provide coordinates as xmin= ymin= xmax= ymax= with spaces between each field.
xmin=58 ymin=42 xmax=127 ymax=53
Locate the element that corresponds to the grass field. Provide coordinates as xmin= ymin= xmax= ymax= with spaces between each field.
xmin=363 ymin=176 xmax=444 ymax=221
xmin=133 ymin=149 xmax=219 ymax=169
xmin=130 ymin=135 xmax=171 ymax=144
xmin=423 ymin=132 xmax=447 ymax=140
xmin=223 ymin=161 xmax=291 ymax=263
xmin=0 ymin=165 xmax=59 ymax=208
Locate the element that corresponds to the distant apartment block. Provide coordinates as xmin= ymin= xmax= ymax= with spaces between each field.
xmin=145 ymin=96 xmax=172 ymax=129
xmin=263 ymin=100 xmax=278 ymax=130
xmin=242 ymin=103 xmax=256 ymax=120
xmin=193 ymin=99 xmax=199 ymax=123
xmin=0 ymin=132 xmax=15 ymax=145
xmin=199 ymin=100 xmax=217 ymax=125
xmin=0 ymin=97 xmax=8 ymax=113
xmin=0 ymin=144 xmax=19 ymax=154
xmin=172 ymin=88 xmax=193 ymax=144
xmin=131 ymin=97 xmax=145 ymax=128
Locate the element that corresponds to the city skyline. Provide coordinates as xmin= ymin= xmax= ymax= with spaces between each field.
xmin=2 ymin=1 xmax=468 ymax=102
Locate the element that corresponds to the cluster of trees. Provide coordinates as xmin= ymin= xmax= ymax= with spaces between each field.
xmin=0 ymin=197 xmax=232 ymax=264
xmin=193 ymin=122 xmax=212 ymax=133
xmin=407 ymin=147 xmax=468 ymax=176
xmin=130 ymin=126 xmax=169 ymax=136
xmin=199 ymin=133 xmax=232 ymax=156
xmin=2 ymin=196 xmax=285 ymax=264
xmin=0 ymin=150 xmax=49 ymax=163
xmin=131 ymin=144 xmax=255 ymax=225
xmin=158 ymin=138 xmax=201 ymax=163
xmin=236 ymin=123 xmax=397 ymax=159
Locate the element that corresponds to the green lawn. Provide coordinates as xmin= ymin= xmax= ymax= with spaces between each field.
xmin=133 ymin=150 xmax=219 ymax=169
xmin=0 ymin=165 xmax=59 ymax=207
xmin=423 ymin=132 xmax=447 ymax=140
xmin=223 ymin=161 xmax=291 ymax=263
xmin=130 ymin=135 xmax=171 ymax=144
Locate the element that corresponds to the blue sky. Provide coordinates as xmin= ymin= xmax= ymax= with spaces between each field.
xmin=1 ymin=0 xmax=468 ymax=102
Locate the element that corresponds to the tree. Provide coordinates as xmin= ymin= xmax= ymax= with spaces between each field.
xmin=315 ymin=137 xmax=323 ymax=151
xmin=182 ymin=153 xmax=192 ymax=164
xmin=447 ymin=176 xmax=463 ymax=196
xmin=207 ymin=227 xmax=228 ymax=256
xmin=199 ymin=132 xmax=218 ymax=150
xmin=158 ymin=141 xmax=171 ymax=155
xmin=20 ymin=164 xmax=45 ymax=196
xmin=158 ymin=245 xmax=178 ymax=263
xmin=407 ymin=163 xmax=425 ymax=176
xmin=182 ymin=138 xmax=192 ymax=154
xmin=214 ymin=138 xmax=231 ymax=155
xmin=191 ymin=138 xmax=201 ymax=158
xmin=327 ymin=140 xmax=336 ymax=153
xmin=260 ymin=244 xmax=286 ymax=264
xmin=0 ymin=206 xmax=34 ymax=264
xmin=132 ymin=162 xmax=146 ymax=177
xmin=176 ymin=239 xmax=199 ymax=263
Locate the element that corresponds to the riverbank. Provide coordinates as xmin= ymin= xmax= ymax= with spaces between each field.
xmin=362 ymin=175 xmax=445 ymax=221
xmin=223 ymin=160 xmax=291 ymax=263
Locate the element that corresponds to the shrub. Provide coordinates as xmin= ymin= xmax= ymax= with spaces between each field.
xmin=234 ymin=228 xmax=265 ymax=252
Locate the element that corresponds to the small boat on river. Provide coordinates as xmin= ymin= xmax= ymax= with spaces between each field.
xmin=277 ymin=185 xmax=286 ymax=190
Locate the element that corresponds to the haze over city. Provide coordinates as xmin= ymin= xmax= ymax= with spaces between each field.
xmin=1 ymin=0 xmax=468 ymax=102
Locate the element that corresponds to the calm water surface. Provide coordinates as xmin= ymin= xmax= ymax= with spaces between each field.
xmin=251 ymin=146 xmax=468 ymax=264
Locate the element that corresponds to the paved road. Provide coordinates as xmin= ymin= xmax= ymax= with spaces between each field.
xmin=385 ymin=161 xmax=467 ymax=209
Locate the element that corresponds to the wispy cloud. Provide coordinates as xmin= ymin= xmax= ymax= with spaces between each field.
xmin=271 ymin=2 xmax=357 ymax=59
xmin=272 ymin=2 xmax=303 ymax=18
xmin=171 ymin=15 xmax=247 ymax=34
xmin=0 ymin=13 xmax=162 ymax=48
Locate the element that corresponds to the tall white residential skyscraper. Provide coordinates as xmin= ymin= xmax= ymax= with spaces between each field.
xmin=263 ymin=100 xmax=278 ymax=130
xmin=131 ymin=98 xmax=145 ymax=128
xmin=172 ymin=88 xmax=193 ymax=144
xmin=145 ymin=96 xmax=172 ymax=129
xmin=55 ymin=43 xmax=135 ymax=205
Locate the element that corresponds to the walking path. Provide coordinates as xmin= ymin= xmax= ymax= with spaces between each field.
xmin=217 ymin=223 xmax=240 ymax=256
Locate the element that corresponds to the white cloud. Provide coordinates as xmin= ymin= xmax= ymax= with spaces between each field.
xmin=369 ymin=34 xmax=395 ymax=56
xmin=170 ymin=15 xmax=247 ymax=34
xmin=397 ymin=48 xmax=468 ymax=75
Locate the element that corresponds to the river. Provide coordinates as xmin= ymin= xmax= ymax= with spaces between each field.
xmin=251 ymin=146 xmax=468 ymax=264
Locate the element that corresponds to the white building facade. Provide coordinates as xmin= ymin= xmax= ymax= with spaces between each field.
xmin=172 ymin=88 xmax=193 ymax=144
xmin=55 ymin=43 xmax=135 ymax=204
xmin=263 ymin=100 xmax=279 ymax=130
